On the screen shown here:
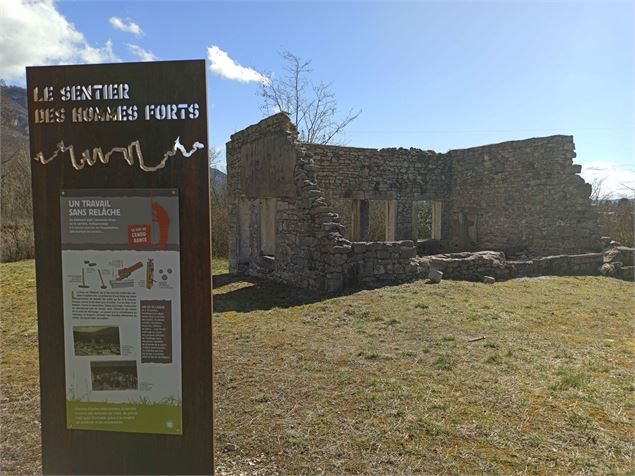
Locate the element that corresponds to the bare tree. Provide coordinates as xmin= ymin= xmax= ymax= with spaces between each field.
xmin=0 ymin=147 xmax=34 ymax=261
xmin=590 ymin=177 xmax=611 ymax=204
xmin=208 ymin=146 xmax=222 ymax=167
xmin=620 ymin=183 xmax=635 ymax=194
xmin=259 ymin=51 xmax=361 ymax=145
xmin=590 ymin=175 xmax=635 ymax=247
xmin=208 ymin=146 xmax=225 ymax=202
xmin=208 ymin=146 xmax=229 ymax=257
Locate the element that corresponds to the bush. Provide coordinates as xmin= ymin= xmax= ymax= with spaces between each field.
xmin=1 ymin=222 xmax=34 ymax=262
xmin=1 ymin=147 xmax=34 ymax=262
xmin=596 ymin=198 xmax=634 ymax=247
xmin=210 ymin=180 xmax=229 ymax=258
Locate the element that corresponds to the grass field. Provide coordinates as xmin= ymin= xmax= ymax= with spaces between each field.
xmin=1 ymin=258 xmax=634 ymax=474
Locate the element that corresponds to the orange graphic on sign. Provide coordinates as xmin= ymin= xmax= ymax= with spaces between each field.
xmin=152 ymin=202 xmax=170 ymax=250
xmin=128 ymin=224 xmax=151 ymax=246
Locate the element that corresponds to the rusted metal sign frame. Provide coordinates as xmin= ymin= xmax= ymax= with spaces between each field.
xmin=26 ymin=60 xmax=213 ymax=475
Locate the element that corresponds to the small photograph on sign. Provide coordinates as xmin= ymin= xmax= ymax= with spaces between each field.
xmin=73 ymin=326 xmax=121 ymax=356
xmin=90 ymin=361 xmax=138 ymax=391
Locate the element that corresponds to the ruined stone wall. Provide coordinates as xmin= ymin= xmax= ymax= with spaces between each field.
xmin=447 ymin=136 xmax=600 ymax=254
xmin=227 ymin=114 xmax=354 ymax=292
xmin=226 ymin=113 xmax=299 ymax=273
xmin=304 ymin=144 xmax=452 ymax=241
xmin=227 ymin=113 xmax=601 ymax=293
xmin=302 ymin=136 xmax=600 ymax=255
xmin=347 ymin=241 xmax=420 ymax=286
xmin=415 ymin=251 xmax=605 ymax=281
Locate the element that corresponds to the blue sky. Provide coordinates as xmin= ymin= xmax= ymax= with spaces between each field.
xmin=2 ymin=1 xmax=633 ymax=195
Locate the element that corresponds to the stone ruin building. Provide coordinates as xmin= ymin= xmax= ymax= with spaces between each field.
xmin=226 ymin=112 xmax=624 ymax=293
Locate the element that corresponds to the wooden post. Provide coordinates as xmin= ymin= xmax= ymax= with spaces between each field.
xmin=351 ymin=199 xmax=360 ymax=241
xmin=27 ymin=60 xmax=213 ymax=475
xmin=359 ymin=199 xmax=370 ymax=241
xmin=432 ymin=200 xmax=443 ymax=240
xmin=385 ymin=200 xmax=397 ymax=241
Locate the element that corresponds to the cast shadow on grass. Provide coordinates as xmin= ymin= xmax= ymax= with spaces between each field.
xmin=212 ymin=273 xmax=325 ymax=313
xmin=212 ymin=272 xmax=430 ymax=313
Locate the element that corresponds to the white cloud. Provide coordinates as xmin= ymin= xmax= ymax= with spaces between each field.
xmin=207 ymin=45 xmax=268 ymax=84
xmin=580 ymin=161 xmax=635 ymax=198
xmin=81 ymin=40 xmax=117 ymax=64
xmin=109 ymin=16 xmax=144 ymax=37
xmin=128 ymin=44 xmax=157 ymax=62
xmin=0 ymin=0 xmax=119 ymax=82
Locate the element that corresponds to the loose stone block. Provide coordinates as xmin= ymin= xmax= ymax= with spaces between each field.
xmin=428 ymin=269 xmax=443 ymax=283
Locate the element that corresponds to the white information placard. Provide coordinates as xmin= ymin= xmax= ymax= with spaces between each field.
xmin=60 ymin=188 xmax=182 ymax=434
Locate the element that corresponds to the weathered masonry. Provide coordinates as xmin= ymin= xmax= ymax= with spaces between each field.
xmin=227 ymin=113 xmax=601 ymax=292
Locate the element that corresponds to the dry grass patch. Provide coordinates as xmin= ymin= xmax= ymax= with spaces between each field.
xmin=213 ymin=271 xmax=634 ymax=475
xmin=1 ymin=260 xmax=41 ymax=475
xmin=1 ymin=259 xmax=634 ymax=475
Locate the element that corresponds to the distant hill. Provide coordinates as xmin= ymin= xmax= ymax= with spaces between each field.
xmin=0 ymin=85 xmax=29 ymax=161
xmin=2 ymin=85 xmax=27 ymax=110
xmin=211 ymin=168 xmax=227 ymax=188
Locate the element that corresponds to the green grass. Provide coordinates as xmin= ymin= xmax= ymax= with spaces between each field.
xmin=2 ymin=259 xmax=635 ymax=475
xmin=433 ymin=355 xmax=456 ymax=370
xmin=551 ymin=370 xmax=588 ymax=391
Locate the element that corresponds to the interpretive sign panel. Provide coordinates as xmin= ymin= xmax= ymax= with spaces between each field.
xmin=61 ymin=189 xmax=182 ymax=434
xmin=27 ymin=60 xmax=212 ymax=474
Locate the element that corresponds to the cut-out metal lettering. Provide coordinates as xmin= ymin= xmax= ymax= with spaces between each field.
xmin=32 ymin=137 xmax=205 ymax=172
